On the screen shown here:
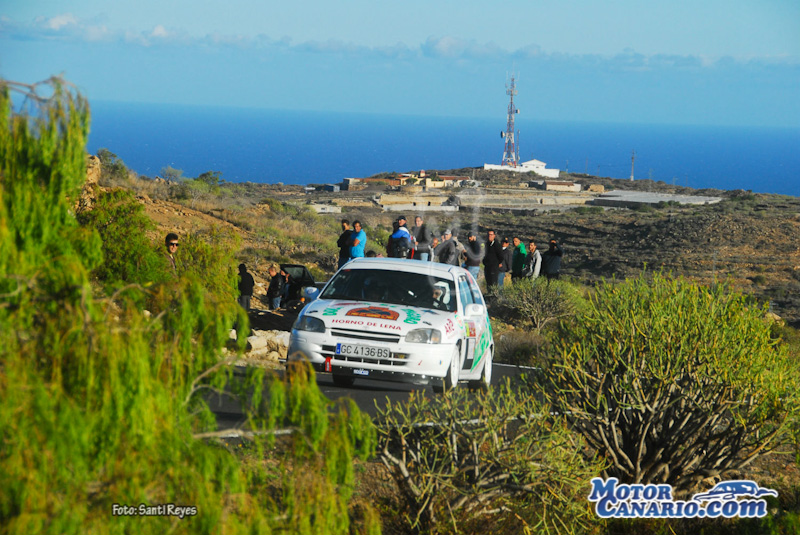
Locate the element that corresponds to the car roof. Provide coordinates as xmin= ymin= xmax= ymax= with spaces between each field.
xmin=344 ymin=257 xmax=465 ymax=278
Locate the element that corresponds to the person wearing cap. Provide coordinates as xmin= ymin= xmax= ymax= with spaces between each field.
xmin=411 ymin=215 xmax=432 ymax=261
xmin=541 ymin=239 xmax=563 ymax=280
xmin=463 ymin=231 xmax=483 ymax=280
xmin=434 ymin=229 xmax=459 ymax=265
xmin=387 ymin=216 xmax=411 ymax=258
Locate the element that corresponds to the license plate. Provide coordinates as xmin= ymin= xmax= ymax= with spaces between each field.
xmin=335 ymin=343 xmax=390 ymax=359
xmin=353 ymin=369 xmax=370 ymax=376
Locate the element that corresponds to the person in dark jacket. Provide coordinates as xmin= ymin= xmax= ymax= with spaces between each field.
xmin=511 ymin=237 xmax=527 ymax=281
xmin=237 ymin=263 xmax=255 ymax=311
xmin=498 ymin=238 xmax=513 ymax=288
xmin=541 ymin=239 xmax=564 ymax=280
xmin=266 ymin=263 xmax=285 ymax=310
xmin=387 ymin=217 xmax=411 ymax=258
xmin=483 ymin=229 xmax=503 ymax=289
xmin=336 ymin=219 xmax=353 ymax=269
xmin=434 ymin=229 xmax=459 ymax=265
xmin=463 ymin=231 xmax=483 ymax=281
xmin=411 ymin=215 xmax=433 ymax=261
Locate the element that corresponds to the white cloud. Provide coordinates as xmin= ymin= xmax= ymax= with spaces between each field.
xmin=43 ymin=13 xmax=78 ymax=31
xmin=3 ymin=14 xmax=797 ymax=70
xmin=150 ymin=25 xmax=169 ymax=39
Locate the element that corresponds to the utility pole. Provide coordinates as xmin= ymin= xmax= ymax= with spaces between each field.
xmin=630 ymin=149 xmax=636 ymax=181
xmin=501 ymin=75 xmax=520 ymax=168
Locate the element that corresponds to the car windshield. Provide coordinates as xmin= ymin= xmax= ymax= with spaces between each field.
xmin=320 ymin=268 xmax=457 ymax=312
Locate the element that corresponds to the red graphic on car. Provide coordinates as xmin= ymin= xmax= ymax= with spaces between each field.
xmin=346 ymin=307 xmax=400 ymax=320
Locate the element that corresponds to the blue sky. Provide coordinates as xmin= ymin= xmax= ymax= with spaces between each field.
xmin=1 ymin=0 xmax=798 ymax=127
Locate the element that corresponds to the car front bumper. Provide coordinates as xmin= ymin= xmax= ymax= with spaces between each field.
xmin=288 ymin=329 xmax=455 ymax=385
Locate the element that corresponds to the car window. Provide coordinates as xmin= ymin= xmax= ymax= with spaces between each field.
xmin=458 ymin=276 xmax=474 ymax=308
xmin=466 ymin=274 xmax=484 ymax=306
xmin=320 ymin=268 xmax=457 ymax=312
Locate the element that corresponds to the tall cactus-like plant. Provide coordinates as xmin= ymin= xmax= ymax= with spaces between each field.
xmin=537 ymin=273 xmax=800 ymax=495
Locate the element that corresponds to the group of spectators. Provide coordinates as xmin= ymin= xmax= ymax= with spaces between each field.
xmin=482 ymin=231 xmax=562 ymax=288
xmin=168 ymin=215 xmax=564 ymax=316
xmin=334 ymin=216 xmax=564 ymax=288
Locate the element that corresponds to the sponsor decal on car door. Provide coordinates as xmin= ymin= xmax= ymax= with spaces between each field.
xmin=462 ymin=320 xmax=479 ymax=371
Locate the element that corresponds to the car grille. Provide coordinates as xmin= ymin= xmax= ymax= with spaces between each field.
xmin=330 ymin=327 xmax=401 ymax=344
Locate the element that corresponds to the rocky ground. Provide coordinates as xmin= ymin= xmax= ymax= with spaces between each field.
xmin=472 ymin=195 xmax=800 ymax=326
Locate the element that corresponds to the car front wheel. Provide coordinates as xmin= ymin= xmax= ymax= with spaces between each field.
xmin=433 ymin=346 xmax=460 ymax=393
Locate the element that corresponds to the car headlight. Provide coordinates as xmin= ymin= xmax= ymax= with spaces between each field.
xmin=406 ymin=328 xmax=442 ymax=344
xmin=293 ymin=315 xmax=326 ymax=333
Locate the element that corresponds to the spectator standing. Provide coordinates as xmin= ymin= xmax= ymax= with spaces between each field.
xmin=350 ymin=220 xmax=367 ymax=259
xmin=237 ymin=263 xmax=255 ymax=311
xmin=524 ymin=240 xmax=542 ymax=279
xmin=464 ymin=231 xmax=484 ymax=281
xmin=541 ymin=239 xmax=564 ymax=280
xmin=266 ymin=264 xmax=284 ymax=310
xmin=430 ymin=237 xmax=440 ymax=262
xmin=483 ymin=230 xmax=503 ymax=289
xmin=434 ymin=229 xmax=459 ymax=265
xmin=164 ymin=232 xmax=179 ymax=274
xmin=387 ymin=217 xmax=411 ymax=258
xmin=511 ymin=237 xmax=528 ymax=281
xmin=336 ymin=219 xmax=353 ymax=269
xmin=498 ymin=238 xmax=513 ymax=288
xmin=411 ymin=215 xmax=433 ymax=261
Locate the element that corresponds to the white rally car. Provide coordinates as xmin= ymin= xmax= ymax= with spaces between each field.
xmin=288 ymin=257 xmax=494 ymax=391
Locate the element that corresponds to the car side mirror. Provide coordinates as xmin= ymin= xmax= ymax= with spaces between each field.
xmin=302 ymin=287 xmax=319 ymax=301
xmin=464 ymin=304 xmax=485 ymax=317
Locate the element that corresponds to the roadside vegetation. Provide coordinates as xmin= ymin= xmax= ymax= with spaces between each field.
xmin=0 ymin=78 xmax=379 ymax=534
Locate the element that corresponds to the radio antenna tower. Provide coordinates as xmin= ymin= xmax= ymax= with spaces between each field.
xmin=501 ymin=75 xmax=520 ymax=167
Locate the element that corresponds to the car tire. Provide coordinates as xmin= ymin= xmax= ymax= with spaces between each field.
xmin=433 ymin=346 xmax=460 ymax=393
xmin=469 ymin=346 xmax=493 ymax=390
xmin=332 ymin=374 xmax=355 ymax=388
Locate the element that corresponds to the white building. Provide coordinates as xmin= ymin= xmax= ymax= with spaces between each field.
xmin=483 ymin=158 xmax=560 ymax=178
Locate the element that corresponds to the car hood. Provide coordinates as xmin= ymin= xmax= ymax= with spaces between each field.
xmin=302 ymin=299 xmax=457 ymax=336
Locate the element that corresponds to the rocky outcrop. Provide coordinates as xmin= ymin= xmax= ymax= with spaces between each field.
xmin=75 ymin=154 xmax=102 ymax=213
xmin=233 ymin=329 xmax=290 ymax=368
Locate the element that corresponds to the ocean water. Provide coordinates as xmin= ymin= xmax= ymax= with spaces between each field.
xmin=87 ymin=101 xmax=800 ymax=196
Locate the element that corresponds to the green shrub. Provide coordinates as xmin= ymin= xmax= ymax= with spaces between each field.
xmin=494 ymin=330 xmax=545 ymax=366
xmin=535 ymin=273 xmax=800 ymax=495
xmin=77 ymin=188 xmax=171 ymax=288
xmin=492 ymin=277 xmax=585 ymax=333
xmin=574 ymin=205 xmax=604 ymax=215
xmin=375 ymin=380 xmax=602 ymax=534
xmin=96 ymin=148 xmax=129 ymax=185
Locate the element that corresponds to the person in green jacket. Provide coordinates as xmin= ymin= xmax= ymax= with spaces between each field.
xmin=511 ymin=236 xmax=528 ymax=281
